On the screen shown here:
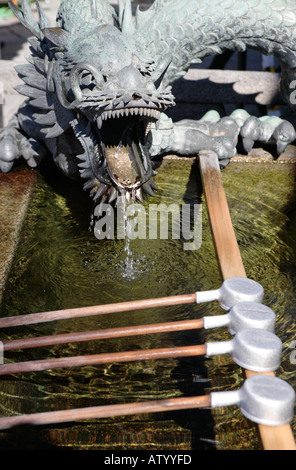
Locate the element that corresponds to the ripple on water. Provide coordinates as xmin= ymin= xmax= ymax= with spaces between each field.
xmin=1 ymin=161 xmax=296 ymax=449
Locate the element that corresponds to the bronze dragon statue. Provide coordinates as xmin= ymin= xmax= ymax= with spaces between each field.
xmin=1 ymin=0 xmax=296 ymax=220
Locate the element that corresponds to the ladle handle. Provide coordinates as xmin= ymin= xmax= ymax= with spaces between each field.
xmin=195 ymin=288 xmax=220 ymax=303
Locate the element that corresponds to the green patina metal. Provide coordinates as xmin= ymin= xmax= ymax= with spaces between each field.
xmin=1 ymin=0 xmax=296 ymax=234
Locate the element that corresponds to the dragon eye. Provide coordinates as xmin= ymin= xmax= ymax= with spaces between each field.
xmin=70 ymin=63 xmax=105 ymax=102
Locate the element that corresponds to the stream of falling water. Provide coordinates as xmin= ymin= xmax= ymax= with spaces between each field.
xmin=119 ymin=189 xmax=145 ymax=280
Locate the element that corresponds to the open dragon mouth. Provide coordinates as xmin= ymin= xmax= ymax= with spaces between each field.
xmin=73 ymin=106 xmax=162 ymax=205
xmin=73 ymin=94 xmax=174 ymax=205
xmin=98 ymin=108 xmax=159 ymax=190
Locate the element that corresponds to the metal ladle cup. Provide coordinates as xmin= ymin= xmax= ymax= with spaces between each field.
xmin=195 ymin=277 xmax=264 ymax=310
xmin=203 ymin=302 xmax=276 ymax=335
xmin=206 ymin=328 xmax=282 ymax=373
xmin=211 ymin=374 xmax=295 ymax=426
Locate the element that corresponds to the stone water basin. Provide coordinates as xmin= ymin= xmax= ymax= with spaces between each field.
xmin=0 ymin=156 xmax=296 ymax=450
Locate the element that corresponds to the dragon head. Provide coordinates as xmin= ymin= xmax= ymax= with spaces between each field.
xmin=43 ymin=20 xmax=175 ymax=205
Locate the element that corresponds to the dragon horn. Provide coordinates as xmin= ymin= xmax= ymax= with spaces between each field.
xmin=153 ymin=54 xmax=173 ymax=89
xmin=118 ymin=0 xmax=125 ymax=27
xmin=91 ymin=0 xmax=97 ymax=18
xmin=121 ymin=0 xmax=135 ymax=35
xmin=8 ymin=0 xmax=40 ymax=38
xmin=35 ymin=1 xmax=50 ymax=30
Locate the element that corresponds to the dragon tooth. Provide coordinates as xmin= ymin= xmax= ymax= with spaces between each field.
xmin=78 ymin=161 xmax=90 ymax=169
xmin=150 ymin=179 xmax=158 ymax=191
xmin=76 ymin=153 xmax=87 ymax=161
xmin=83 ymin=179 xmax=95 ymax=191
xmin=142 ymin=182 xmax=155 ymax=197
xmin=97 ymin=116 xmax=103 ymax=129
xmin=135 ymin=188 xmax=143 ymax=203
xmin=93 ymin=183 xmax=109 ymax=201
xmin=125 ymin=191 xmax=131 ymax=203
xmin=108 ymin=187 xmax=118 ymax=203
xmin=80 ymin=168 xmax=93 ymax=179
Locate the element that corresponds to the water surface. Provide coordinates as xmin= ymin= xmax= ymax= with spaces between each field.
xmin=0 ymin=158 xmax=296 ymax=450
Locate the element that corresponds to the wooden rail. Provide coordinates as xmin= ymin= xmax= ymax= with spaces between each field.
xmin=198 ymin=149 xmax=296 ymax=450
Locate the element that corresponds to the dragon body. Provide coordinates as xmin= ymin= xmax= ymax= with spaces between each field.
xmin=1 ymin=0 xmax=296 ymax=220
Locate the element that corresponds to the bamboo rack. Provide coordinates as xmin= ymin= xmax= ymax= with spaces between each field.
xmin=198 ymin=149 xmax=296 ymax=450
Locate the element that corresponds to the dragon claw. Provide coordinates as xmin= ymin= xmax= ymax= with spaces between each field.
xmin=0 ymin=128 xmax=20 ymax=173
xmin=0 ymin=119 xmax=47 ymax=173
xmin=0 ymin=133 xmax=21 ymax=173
xmin=239 ymin=115 xmax=296 ymax=155
xmin=21 ymin=137 xmax=47 ymax=168
xmin=273 ymin=121 xmax=296 ymax=154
